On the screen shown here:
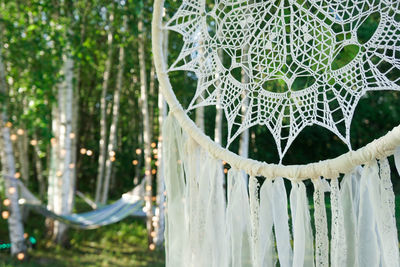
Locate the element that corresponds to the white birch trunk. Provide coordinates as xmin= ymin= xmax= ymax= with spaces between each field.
xmin=46 ymin=100 xmax=60 ymax=235
xmin=149 ymin=59 xmax=156 ymax=140
xmin=95 ymin=10 xmax=114 ymax=203
xmin=0 ymin=36 xmax=27 ymax=256
xmin=53 ymin=50 xmax=75 ymax=244
xmin=101 ymin=15 xmax=127 ymax=204
xmin=33 ymin=133 xmax=45 ymax=199
xmin=17 ymin=128 xmax=29 ymax=183
xmin=138 ymin=14 xmax=154 ymax=245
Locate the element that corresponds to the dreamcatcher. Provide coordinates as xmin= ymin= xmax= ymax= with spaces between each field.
xmin=152 ymin=0 xmax=400 ymax=266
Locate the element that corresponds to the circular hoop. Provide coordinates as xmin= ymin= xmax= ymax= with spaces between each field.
xmin=152 ymin=0 xmax=400 ymax=180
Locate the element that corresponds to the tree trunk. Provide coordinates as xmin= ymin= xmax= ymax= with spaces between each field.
xmin=138 ymin=14 xmax=154 ymax=246
xmin=46 ymin=100 xmax=60 ymax=237
xmin=52 ymin=49 xmax=75 ymax=244
xmin=0 ymin=33 xmax=27 ymax=256
xmin=17 ymin=127 xmax=29 ymax=183
xmin=33 ymin=133 xmax=45 ymax=200
xmin=149 ymin=59 xmax=156 ymax=140
xmin=95 ymin=9 xmax=114 ymax=203
xmin=101 ymin=15 xmax=127 ymax=204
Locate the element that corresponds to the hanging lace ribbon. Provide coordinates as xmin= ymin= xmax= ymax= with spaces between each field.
xmin=312 ymin=178 xmax=330 ymax=267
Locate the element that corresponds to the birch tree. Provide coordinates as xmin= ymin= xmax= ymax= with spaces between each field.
xmin=0 ymin=24 xmax=27 ymax=256
xmin=138 ymin=11 xmax=154 ymax=246
xmin=47 ymin=2 xmax=77 ymax=244
xmin=101 ymin=13 xmax=127 ymax=204
xmin=95 ymin=6 xmax=114 ymax=204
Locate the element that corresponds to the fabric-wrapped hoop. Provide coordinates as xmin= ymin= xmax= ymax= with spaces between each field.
xmin=152 ymin=0 xmax=400 ymax=180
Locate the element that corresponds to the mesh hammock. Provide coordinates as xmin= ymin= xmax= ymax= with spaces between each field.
xmin=152 ymin=0 xmax=400 ymax=266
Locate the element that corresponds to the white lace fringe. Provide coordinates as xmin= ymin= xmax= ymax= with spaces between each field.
xmin=163 ymin=115 xmax=400 ymax=267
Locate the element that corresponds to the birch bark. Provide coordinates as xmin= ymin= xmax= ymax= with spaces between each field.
xmin=95 ymin=8 xmax=114 ymax=203
xmin=101 ymin=15 xmax=127 ymax=204
xmin=0 ymin=30 xmax=26 ymax=256
xmin=138 ymin=13 xmax=154 ymax=245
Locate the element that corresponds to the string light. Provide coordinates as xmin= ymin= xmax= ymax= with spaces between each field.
xmin=154 ymin=154 xmax=158 ymax=159
xmin=151 ymin=231 xmax=156 ymax=237
xmin=69 ymin=132 xmax=75 ymax=139
xmin=3 ymin=199 xmax=10 ymax=206
xmin=152 ymin=148 xmax=158 ymax=154
xmin=109 ymin=151 xmax=116 ymax=157
xmin=2 ymin=211 xmax=10 ymax=219
xmin=146 ymin=157 xmax=151 ymax=163
xmin=132 ymin=160 xmax=138 ymax=165
xmin=17 ymin=252 xmax=25 ymax=261
xmin=50 ymin=138 xmax=57 ymax=145
xmin=86 ymin=150 xmax=93 ymax=156
xmin=145 ymin=170 xmax=151 ymax=176
xmin=149 ymin=243 xmax=156 ymax=250
xmin=30 ymin=140 xmax=38 ymax=146
xmin=69 ymin=163 xmax=75 ymax=169
xmin=135 ymin=148 xmax=142 ymax=155
xmin=158 ymin=136 xmax=162 ymax=141
xmin=56 ymin=170 xmax=63 ymax=177
xmin=224 ymin=168 xmax=228 ymax=174
xmin=23 ymin=233 xmax=28 ymax=239
xmin=151 ymin=142 xmax=157 ymax=148
xmin=14 ymin=172 xmax=21 ymax=179
xmin=110 ymin=156 xmax=116 ymax=162
xmin=17 ymin=129 xmax=24 ymax=135
xmin=60 ymin=149 xmax=66 ymax=156
xmin=10 ymin=134 xmax=17 ymax=141
xmin=151 ymin=169 xmax=156 ymax=175
xmin=5 ymin=122 xmax=12 ymax=128
xmin=80 ymin=148 xmax=87 ymax=155
xmin=8 ymin=187 xmax=16 ymax=194
xmin=155 ymin=161 xmax=159 ymax=166
xmin=222 ymin=160 xmax=227 ymax=165
xmin=146 ymin=185 xmax=152 ymax=191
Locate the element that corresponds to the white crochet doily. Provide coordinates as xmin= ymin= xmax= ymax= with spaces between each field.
xmin=165 ymin=0 xmax=400 ymax=159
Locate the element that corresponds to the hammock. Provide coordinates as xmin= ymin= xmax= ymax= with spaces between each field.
xmin=16 ymin=179 xmax=145 ymax=229
xmin=152 ymin=0 xmax=400 ymax=266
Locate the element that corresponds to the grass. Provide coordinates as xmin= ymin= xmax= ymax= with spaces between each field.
xmin=0 ymin=198 xmax=165 ymax=267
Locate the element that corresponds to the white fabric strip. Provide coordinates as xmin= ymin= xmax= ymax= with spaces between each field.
xmin=257 ymin=178 xmax=276 ymax=267
xmin=226 ymin=169 xmax=253 ymax=267
xmin=272 ymin=178 xmax=293 ymax=267
xmin=357 ymin=163 xmax=380 ymax=266
xmin=163 ymin=115 xmax=187 ymax=267
xmin=290 ymin=182 xmax=315 ymax=267
xmin=199 ymin=156 xmax=228 ymax=267
xmin=339 ymin=168 xmax=362 ymax=266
